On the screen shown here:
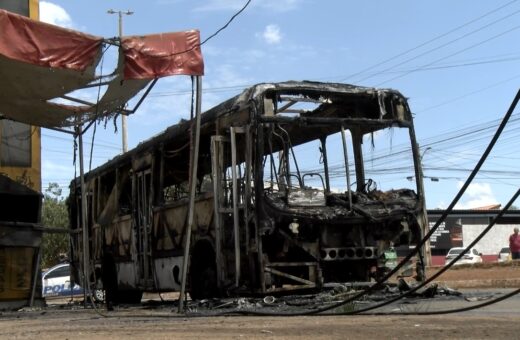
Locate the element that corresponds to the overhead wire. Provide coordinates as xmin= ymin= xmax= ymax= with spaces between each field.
xmin=339 ymin=108 xmax=520 ymax=170
xmin=291 ymin=116 xmax=520 ymax=186
xmin=417 ymin=73 xmax=520 ymax=113
xmin=375 ymin=23 xmax=520 ymax=86
xmin=147 ymin=0 xmax=252 ymax=58
xmin=144 ymin=54 xmax=520 ymax=100
xmin=338 ymin=0 xmax=519 ymax=83
xmin=354 ymin=6 xmax=520 ymax=84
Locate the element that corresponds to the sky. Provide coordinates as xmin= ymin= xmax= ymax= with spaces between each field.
xmin=36 ymin=0 xmax=520 ymax=210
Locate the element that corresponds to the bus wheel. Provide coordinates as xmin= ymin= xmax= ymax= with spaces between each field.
xmin=93 ymin=289 xmax=105 ymax=303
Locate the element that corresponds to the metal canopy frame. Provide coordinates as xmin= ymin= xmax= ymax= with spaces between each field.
xmin=49 ymin=77 xmax=159 ymax=135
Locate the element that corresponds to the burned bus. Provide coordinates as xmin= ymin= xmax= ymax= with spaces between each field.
xmin=69 ymin=81 xmax=428 ymax=301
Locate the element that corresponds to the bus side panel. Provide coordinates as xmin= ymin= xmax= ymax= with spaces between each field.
xmin=153 ymin=257 xmax=183 ymax=291
xmin=152 ymin=195 xmax=215 ymax=290
xmin=117 ymin=262 xmax=138 ymax=290
xmin=107 ymin=216 xmax=133 ymax=259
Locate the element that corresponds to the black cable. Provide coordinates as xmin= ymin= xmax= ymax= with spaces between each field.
xmin=145 ymin=0 xmax=252 ymax=58
xmin=199 ymin=0 xmax=252 ymax=47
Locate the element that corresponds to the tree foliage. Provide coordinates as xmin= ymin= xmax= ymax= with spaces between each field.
xmin=41 ymin=183 xmax=69 ymax=269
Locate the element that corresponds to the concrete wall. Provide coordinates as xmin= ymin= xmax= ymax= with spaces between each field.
xmin=463 ymin=223 xmax=513 ymax=255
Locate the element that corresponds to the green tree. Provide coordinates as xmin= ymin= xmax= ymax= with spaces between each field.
xmin=41 ymin=183 xmax=69 ymax=269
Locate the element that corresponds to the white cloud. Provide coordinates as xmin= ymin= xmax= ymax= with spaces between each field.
xmin=454 ymin=182 xmax=499 ymax=209
xmin=194 ymin=0 xmax=302 ymax=13
xmin=40 ymin=1 xmax=73 ymax=28
xmin=260 ymin=24 xmax=282 ymax=44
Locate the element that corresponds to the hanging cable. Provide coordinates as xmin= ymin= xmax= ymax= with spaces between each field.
xmin=142 ymin=0 xmax=252 ymax=58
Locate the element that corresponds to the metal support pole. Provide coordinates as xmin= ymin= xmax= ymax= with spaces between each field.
xmin=178 ymin=76 xmax=202 ymax=312
xmin=29 ymin=246 xmax=41 ymax=307
xmin=108 ymin=9 xmax=133 ymax=152
xmin=320 ymin=137 xmax=330 ymax=193
xmin=340 ymin=126 xmax=353 ymax=211
xmin=230 ymin=127 xmax=241 ymax=287
xmin=77 ymin=125 xmax=90 ymax=307
xmin=211 ymin=136 xmax=224 ymax=286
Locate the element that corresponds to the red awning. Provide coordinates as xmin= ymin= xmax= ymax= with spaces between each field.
xmin=0 ymin=9 xmax=103 ymax=71
xmin=122 ymin=30 xmax=204 ymax=79
xmin=0 ymin=9 xmax=204 ymax=129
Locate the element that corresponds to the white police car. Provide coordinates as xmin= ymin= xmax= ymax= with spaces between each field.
xmin=42 ymin=263 xmax=104 ymax=301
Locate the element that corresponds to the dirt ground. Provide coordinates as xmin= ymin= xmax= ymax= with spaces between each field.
xmin=2 ymin=262 xmax=520 ymax=339
xmin=426 ymin=261 xmax=520 ymax=287
xmin=2 ymin=312 xmax=520 ymax=339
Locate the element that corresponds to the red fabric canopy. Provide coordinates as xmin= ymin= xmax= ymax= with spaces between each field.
xmin=122 ymin=30 xmax=204 ymax=79
xmin=0 ymin=9 xmax=102 ymax=71
xmin=0 ymin=9 xmax=205 ymax=129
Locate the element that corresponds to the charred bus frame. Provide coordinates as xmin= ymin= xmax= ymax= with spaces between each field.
xmin=69 ymin=81 xmax=428 ymax=301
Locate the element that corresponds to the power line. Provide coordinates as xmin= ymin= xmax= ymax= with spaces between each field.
xmin=338 ymin=0 xmax=519 ymax=83
xmin=42 ymin=132 xmax=121 ymax=150
xmin=364 ymin=55 xmax=520 ymax=76
xmin=417 ymin=72 xmax=520 ymax=113
xmin=354 ymin=6 xmax=520 ymax=84
xmin=159 ymin=0 xmax=252 ymax=57
xmin=144 ymin=54 xmax=520 ymax=100
xmin=375 ymin=23 xmax=520 ymax=86
xmin=199 ymin=0 xmax=252 ymax=47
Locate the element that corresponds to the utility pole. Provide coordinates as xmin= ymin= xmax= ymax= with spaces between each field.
xmin=107 ymin=9 xmax=133 ymax=153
